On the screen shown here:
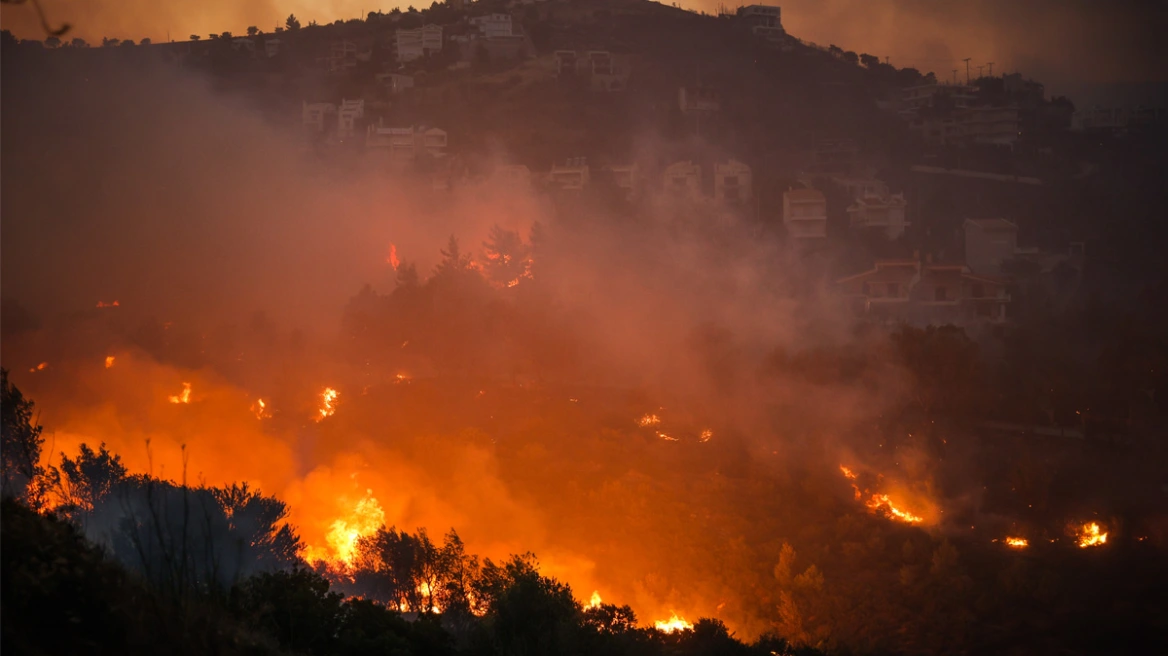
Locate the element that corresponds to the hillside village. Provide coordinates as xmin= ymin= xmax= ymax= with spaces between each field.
xmin=4 ymin=0 xmax=1166 ymax=330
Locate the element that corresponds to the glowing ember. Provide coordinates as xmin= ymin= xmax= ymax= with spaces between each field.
xmin=104 ymin=356 xmax=116 ymax=368
xmin=699 ymin=429 xmax=713 ymax=443
xmin=386 ymin=243 xmax=400 ymax=270
xmin=656 ymin=432 xmax=678 ymax=441
xmin=28 ymin=362 xmax=48 ymax=373
xmin=303 ymin=490 xmax=385 ymax=569
xmin=394 ymin=373 xmax=411 ymax=384
xmin=317 ymin=387 xmax=338 ymax=421
xmin=1076 ymin=522 xmax=1108 ymax=548
xmin=589 ymin=590 xmax=602 ymax=609
xmin=507 ymin=278 xmax=520 ymax=288
xmin=1004 ymin=537 xmax=1029 ymax=548
xmin=168 ymin=382 xmax=192 ymax=404
xmin=654 ymin=614 xmax=693 ymax=633
xmin=96 ymin=300 xmax=120 ymax=308
xmin=864 ymin=494 xmax=924 ymax=524
xmin=638 ymin=413 xmax=661 ymax=427
xmin=252 ymin=398 xmax=270 ymax=419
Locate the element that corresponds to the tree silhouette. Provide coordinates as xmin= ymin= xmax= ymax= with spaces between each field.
xmin=1 ymin=368 xmax=45 ymax=503
xmin=285 ymin=14 xmax=301 ymax=30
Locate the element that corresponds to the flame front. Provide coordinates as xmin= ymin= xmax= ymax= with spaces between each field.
xmin=638 ymin=413 xmax=661 ymax=427
xmin=317 ymin=387 xmax=338 ymax=421
xmin=252 ymin=398 xmax=269 ymax=419
xmin=303 ymin=490 xmax=385 ymax=569
xmin=699 ymin=429 xmax=713 ymax=443
xmin=864 ymin=494 xmax=924 ymax=524
xmin=1004 ymin=537 xmax=1029 ymax=548
xmin=1077 ymin=522 xmax=1108 ymax=548
xmin=386 ymin=243 xmax=400 ymax=270
xmin=168 ymin=382 xmax=192 ymax=404
xmin=589 ymin=590 xmax=602 ymax=609
xmin=104 ymin=356 xmax=116 ymax=368
xmin=654 ymin=614 xmax=693 ymax=633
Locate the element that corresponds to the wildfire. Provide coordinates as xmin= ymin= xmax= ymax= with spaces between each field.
xmin=386 ymin=243 xmax=400 ymax=270
xmin=28 ymin=362 xmax=48 ymax=373
xmin=656 ymin=432 xmax=679 ymax=442
xmin=865 ymin=494 xmax=924 ymax=524
xmin=252 ymin=398 xmax=270 ymax=419
xmin=699 ymin=429 xmax=713 ymax=443
xmin=168 ymin=382 xmax=192 ymax=404
xmin=638 ymin=413 xmax=661 ymax=427
xmin=96 ymin=300 xmax=120 ymax=308
xmin=1004 ymin=537 xmax=1029 ymax=548
xmin=589 ymin=590 xmax=602 ymax=609
xmin=394 ymin=373 xmax=411 ymax=384
xmin=506 ymin=278 xmax=520 ymax=288
xmin=654 ymin=614 xmax=694 ymax=633
xmin=317 ymin=387 xmax=338 ymax=421
xmin=303 ymin=490 xmax=385 ymax=569
xmin=1076 ymin=522 xmax=1108 ymax=548
xmin=839 ymin=465 xmax=857 ymax=480
xmin=105 ymin=356 xmax=116 ymax=368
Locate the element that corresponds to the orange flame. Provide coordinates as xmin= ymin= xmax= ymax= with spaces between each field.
xmin=1076 ymin=522 xmax=1108 ymax=548
xmin=637 ymin=413 xmax=661 ymax=427
xmin=864 ymin=494 xmax=924 ymax=524
xmin=588 ymin=590 xmax=603 ymax=609
xmin=386 ymin=243 xmax=400 ymax=270
xmin=1004 ymin=536 xmax=1029 ymax=548
xmin=654 ymin=614 xmax=694 ymax=633
xmin=303 ymin=489 xmax=385 ymax=569
xmin=839 ymin=465 xmax=857 ymax=480
xmin=252 ymin=398 xmax=269 ymax=419
xmin=104 ymin=356 xmax=116 ymax=368
xmin=316 ymin=387 xmax=338 ymax=421
xmin=28 ymin=362 xmax=48 ymax=373
xmin=168 ymin=382 xmax=192 ymax=404
xmin=699 ymin=429 xmax=713 ymax=443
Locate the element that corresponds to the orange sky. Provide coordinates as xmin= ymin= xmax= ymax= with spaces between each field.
xmin=2 ymin=0 xmax=1165 ymax=100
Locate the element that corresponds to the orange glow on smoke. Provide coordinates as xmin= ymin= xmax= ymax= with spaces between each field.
xmin=105 ymin=356 xmax=116 ymax=368
xmin=168 ymin=382 xmax=192 ymax=404
xmin=317 ymin=387 xmax=338 ymax=421
xmin=28 ymin=362 xmax=48 ymax=373
xmin=386 ymin=243 xmax=400 ymax=270
xmin=96 ymin=300 xmax=120 ymax=308
xmin=1076 ymin=522 xmax=1108 ymax=548
xmin=654 ymin=614 xmax=694 ymax=633
xmin=302 ymin=489 xmax=385 ymax=569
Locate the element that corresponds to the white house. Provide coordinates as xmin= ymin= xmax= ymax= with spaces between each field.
xmin=783 ymin=188 xmax=827 ymax=239
xmin=679 ymin=86 xmax=719 ymax=115
xmin=548 ymin=158 xmax=590 ymax=191
xmin=328 ymin=39 xmax=358 ymax=73
xmin=964 ymin=218 xmax=1018 ymax=275
xmin=494 ymin=164 xmax=532 ymax=189
xmin=395 ymin=25 xmax=443 ymax=62
xmin=736 ymin=5 xmax=784 ymax=39
xmin=365 ymin=123 xmax=447 ymax=159
xmin=337 ymin=99 xmax=364 ymax=138
xmin=264 ymin=38 xmax=282 ymax=58
xmin=375 ymin=72 xmax=415 ymax=93
xmin=847 ymin=193 xmax=909 ymax=239
xmin=837 ymin=256 xmax=1010 ymax=325
xmin=662 ymin=160 xmax=702 ymax=198
xmin=608 ymin=164 xmax=638 ymax=200
xmin=470 ymin=13 xmax=513 ymax=38
xmin=302 ymin=101 xmax=336 ymax=132
xmin=714 ymin=159 xmax=752 ymax=204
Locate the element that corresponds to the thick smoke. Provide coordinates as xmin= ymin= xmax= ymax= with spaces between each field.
xmin=3 ymin=48 xmax=922 ymax=638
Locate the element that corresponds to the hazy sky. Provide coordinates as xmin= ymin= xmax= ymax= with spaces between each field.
xmin=3 ymin=0 xmax=1166 ymax=103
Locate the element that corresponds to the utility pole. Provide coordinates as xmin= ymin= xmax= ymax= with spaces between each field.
xmin=987 ymin=62 xmax=994 ymax=77
xmin=952 ymin=69 xmax=958 ymax=85
xmin=884 ymin=56 xmax=890 ymax=65
xmin=977 ymin=64 xmax=984 ymax=79
xmin=963 ymin=57 xmax=971 ymax=84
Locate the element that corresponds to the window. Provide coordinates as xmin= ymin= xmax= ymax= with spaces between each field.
xmin=934 ymin=286 xmax=948 ymax=301
xmin=887 ymin=282 xmax=899 ymax=297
